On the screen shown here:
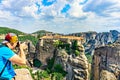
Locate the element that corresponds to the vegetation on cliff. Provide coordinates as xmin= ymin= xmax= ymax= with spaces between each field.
xmin=18 ymin=35 xmax=38 ymax=46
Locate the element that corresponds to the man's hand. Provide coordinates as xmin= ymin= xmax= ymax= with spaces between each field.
xmin=19 ymin=42 xmax=28 ymax=50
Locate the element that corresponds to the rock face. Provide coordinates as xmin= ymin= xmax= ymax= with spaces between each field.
xmin=35 ymin=39 xmax=55 ymax=65
xmin=35 ymin=37 xmax=90 ymax=80
xmin=92 ymin=44 xmax=120 ymax=80
xmin=32 ymin=30 xmax=120 ymax=80
xmin=24 ymin=40 xmax=36 ymax=67
xmin=34 ymin=30 xmax=120 ymax=67
xmin=100 ymin=70 xmax=117 ymax=80
xmin=54 ymin=43 xmax=89 ymax=80
xmin=14 ymin=68 xmax=33 ymax=80
xmin=27 ymin=40 xmax=36 ymax=59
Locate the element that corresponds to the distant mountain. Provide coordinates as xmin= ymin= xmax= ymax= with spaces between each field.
xmin=68 ymin=30 xmax=120 ymax=55
xmin=32 ymin=30 xmax=54 ymax=37
xmin=32 ymin=30 xmax=52 ymax=34
xmin=0 ymin=27 xmax=25 ymax=35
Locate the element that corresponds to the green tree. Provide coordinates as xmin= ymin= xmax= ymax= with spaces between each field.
xmin=75 ymin=50 xmax=80 ymax=56
xmin=18 ymin=35 xmax=38 ymax=46
xmin=72 ymin=40 xmax=78 ymax=50
xmin=85 ymin=54 xmax=92 ymax=63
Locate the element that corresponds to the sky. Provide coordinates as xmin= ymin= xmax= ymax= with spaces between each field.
xmin=0 ymin=0 xmax=120 ymax=34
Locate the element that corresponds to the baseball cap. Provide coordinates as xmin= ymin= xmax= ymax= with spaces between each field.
xmin=2 ymin=33 xmax=18 ymax=43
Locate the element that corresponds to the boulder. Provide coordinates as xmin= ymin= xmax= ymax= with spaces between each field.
xmin=100 ymin=70 xmax=117 ymax=80
xmin=14 ymin=68 xmax=33 ymax=80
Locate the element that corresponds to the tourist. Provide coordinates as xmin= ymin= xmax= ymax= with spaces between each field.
xmin=0 ymin=33 xmax=27 ymax=80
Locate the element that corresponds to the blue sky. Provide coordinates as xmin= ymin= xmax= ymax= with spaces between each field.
xmin=0 ymin=0 xmax=120 ymax=34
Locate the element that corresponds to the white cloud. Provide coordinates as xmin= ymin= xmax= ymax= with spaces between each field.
xmin=102 ymin=1 xmax=120 ymax=18
xmin=0 ymin=10 xmax=11 ymax=19
xmin=0 ymin=0 xmax=120 ymax=33
xmin=0 ymin=0 xmax=12 ymax=8
xmin=22 ymin=4 xmax=39 ymax=18
xmin=40 ymin=0 xmax=68 ymax=17
xmin=67 ymin=0 xmax=88 ymax=18
xmin=108 ymin=12 xmax=120 ymax=18
xmin=0 ymin=10 xmax=21 ymax=21
xmin=107 ymin=0 xmax=120 ymax=3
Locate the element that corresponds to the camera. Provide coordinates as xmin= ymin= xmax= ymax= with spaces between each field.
xmin=16 ymin=41 xmax=20 ymax=47
xmin=16 ymin=41 xmax=28 ymax=47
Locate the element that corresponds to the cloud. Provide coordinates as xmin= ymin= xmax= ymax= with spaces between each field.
xmin=0 ymin=0 xmax=120 ymax=33
xmin=103 ymin=2 xmax=120 ymax=18
xmin=40 ymin=0 xmax=67 ymax=17
xmin=21 ymin=4 xmax=39 ymax=18
xmin=0 ymin=0 xmax=88 ymax=19
xmin=63 ymin=0 xmax=88 ymax=18
xmin=0 ymin=10 xmax=21 ymax=22
xmin=83 ymin=0 xmax=120 ymax=17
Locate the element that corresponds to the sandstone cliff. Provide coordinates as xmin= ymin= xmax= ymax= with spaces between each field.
xmin=14 ymin=30 xmax=120 ymax=80
xmin=54 ymin=47 xmax=89 ymax=80
xmin=34 ymin=38 xmax=90 ymax=80
xmin=92 ymin=44 xmax=120 ymax=80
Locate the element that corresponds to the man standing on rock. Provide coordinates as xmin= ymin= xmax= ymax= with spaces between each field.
xmin=0 ymin=33 xmax=27 ymax=80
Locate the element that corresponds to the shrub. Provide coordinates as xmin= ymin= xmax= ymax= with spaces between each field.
xmin=47 ymin=58 xmax=55 ymax=71
xmin=13 ymin=64 xmax=28 ymax=69
xmin=71 ymin=40 xmax=78 ymax=50
xmin=0 ymin=39 xmax=3 ymax=43
xmin=75 ymin=50 xmax=80 ymax=56
xmin=32 ymin=70 xmax=49 ymax=80
xmin=51 ymin=72 xmax=64 ymax=80
xmin=33 ymin=59 xmax=42 ymax=68
xmin=85 ymin=54 xmax=92 ymax=63
xmin=53 ymin=64 xmax=67 ymax=76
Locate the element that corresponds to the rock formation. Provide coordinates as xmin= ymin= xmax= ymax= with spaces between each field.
xmin=14 ymin=68 xmax=33 ymax=80
xmin=34 ymin=36 xmax=90 ymax=80
xmin=53 ymin=41 xmax=89 ymax=80
xmin=92 ymin=43 xmax=120 ymax=80
xmin=68 ymin=30 xmax=119 ymax=55
xmin=35 ymin=38 xmax=55 ymax=66
xmin=20 ymin=30 xmax=120 ymax=80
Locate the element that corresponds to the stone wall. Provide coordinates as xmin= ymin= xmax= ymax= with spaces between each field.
xmin=92 ymin=44 xmax=120 ymax=80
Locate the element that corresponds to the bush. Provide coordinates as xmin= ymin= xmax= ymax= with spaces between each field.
xmin=33 ymin=59 xmax=42 ymax=68
xmin=53 ymin=64 xmax=67 ymax=76
xmin=71 ymin=40 xmax=78 ymax=50
xmin=13 ymin=64 xmax=28 ymax=69
xmin=0 ymin=39 xmax=3 ymax=43
xmin=52 ymin=72 xmax=64 ymax=80
xmin=47 ymin=58 xmax=55 ymax=71
xmin=85 ymin=54 xmax=92 ymax=63
xmin=32 ymin=70 xmax=49 ymax=80
xmin=75 ymin=50 xmax=80 ymax=56
xmin=47 ymin=60 xmax=67 ymax=79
